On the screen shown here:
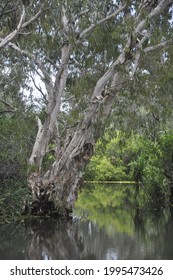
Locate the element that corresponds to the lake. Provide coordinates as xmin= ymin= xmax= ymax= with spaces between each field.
xmin=0 ymin=183 xmax=173 ymax=260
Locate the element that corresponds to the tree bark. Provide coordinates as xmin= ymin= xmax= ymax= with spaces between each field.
xmin=27 ymin=68 xmax=125 ymax=216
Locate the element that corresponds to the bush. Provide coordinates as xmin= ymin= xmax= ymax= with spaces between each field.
xmin=84 ymin=130 xmax=171 ymax=205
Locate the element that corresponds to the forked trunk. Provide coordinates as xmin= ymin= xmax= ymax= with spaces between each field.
xmin=27 ymin=134 xmax=94 ymax=217
xmin=27 ymin=68 xmax=124 ymax=217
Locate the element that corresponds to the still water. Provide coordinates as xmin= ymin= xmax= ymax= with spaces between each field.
xmin=0 ymin=183 xmax=173 ymax=260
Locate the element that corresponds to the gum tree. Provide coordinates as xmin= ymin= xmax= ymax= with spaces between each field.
xmin=1 ymin=0 xmax=173 ymax=216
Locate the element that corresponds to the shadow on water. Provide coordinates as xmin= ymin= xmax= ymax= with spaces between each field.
xmin=0 ymin=183 xmax=173 ymax=260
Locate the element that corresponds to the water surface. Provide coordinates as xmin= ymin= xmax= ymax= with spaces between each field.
xmin=0 ymin=184 xmax=173 ymax=259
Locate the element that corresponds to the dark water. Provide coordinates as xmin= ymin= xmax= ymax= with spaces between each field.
xmin=0 ymin=184 xmax=173 ymax=260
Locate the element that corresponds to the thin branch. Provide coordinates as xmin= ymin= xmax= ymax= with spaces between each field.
xmin=0 ymin=5 xmax=25 ymax=49
xmin=30 ymin=75 xmax=47 ymax=102
xmin=0 ymin=39 xmax=35 ymax=58
xmin=0 ymin=110 xmax=15 ymax=114
xmin=110 ymin=79 xmax=127 ymax=91
xmin=144 ymin=40 xmax=172 ymax=53
xmin=55 ymin=120 xmax=61 ymax=154
xmin=0 ymin=0 xmax=20 ymax=17
xmin=0 ymin=98 xmax=17 ymax=111
xmin=0 ymin=1 xmax=48 ymax=49
xmin=78 ymin=9 xmax=90 ymax=17
xmin=131 ymin=36 xmax=149 ymax=76
xmin=18 ymin=32 xmax=31 ymax=36
xmin=35 ymin=56 xmax=52 ymax=83
xmin=35 ymin=56 xmax=54 ymax=95
xmin=1 ymin=40 xmax=54 ymax=96
xmin=0 ymin=7 xmax=17 ymax=17
xmin=136 ymin=0 xmax=173 ymax=33
xmin=4 ymin=42 xmax=53 ymax=103
xmin=79 ymin=4 xmax=126 ymax=39
xmin=21 ymin=1 xmax=48 ymax=29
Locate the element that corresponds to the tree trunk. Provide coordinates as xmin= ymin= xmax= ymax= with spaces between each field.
xmin=24 ymin=0 xmax=173 ymax=218
xmin=27 ymin=102 xmax=101 ymax=217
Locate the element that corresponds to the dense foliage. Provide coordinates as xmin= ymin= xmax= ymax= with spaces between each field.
xmin=0 ymin=110 xmax=36 ymax=222
xmin=84 ymin=130 xmax=172 ymax=205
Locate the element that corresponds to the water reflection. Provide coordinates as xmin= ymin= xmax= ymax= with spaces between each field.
xmin=0 ymin=184 xmax=173 ymax=259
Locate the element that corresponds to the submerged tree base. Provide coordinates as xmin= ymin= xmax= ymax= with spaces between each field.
xmin=23 ymin=199 xmax=73 ymax=219
xmin=27 ymin=160 xmax=85 ymax=219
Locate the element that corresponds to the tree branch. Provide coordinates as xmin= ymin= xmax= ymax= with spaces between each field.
xmin=0 ymin=6 xmax=17 ymax=17
xmin=0 ymin=5 xmax=25 ymax=49
xmin=78 ymin=9 xmax=90 ymax=18
xmin=132 ymin=51 xmax=141 ymax=76
xmin=0 ymin=1 xmax=48 ymax=49
xmin=79 ymin=4 xmax=126 ymax=39
xmin=144 ymin=40 xmax=173 ymax=53
xmin=36 ymin=115 xmax=43 ymax=132
xmin=34 ymin=56 xmax=54 ymax=95
xmin=0 ymin=0 xmax=20 ymax=17
xmin=30 ymin=75 xmax=48 ymax=103
xmin=0 ymin=40 xmax=54 ymax=96
xmin=0 ymin=109 xmax=15 ymax=114
xmin=136 ymin=0 xmax=173 ymax=33
xmin=0 ymin=39 xmax=34 ymax=58
xmin=21 ymin=1 xmax=48 ymax=29
xmin=0 ymin=98 xmax=17 ymax=111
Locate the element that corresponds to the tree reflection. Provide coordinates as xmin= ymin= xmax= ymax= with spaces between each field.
xmin=0 ymin=184 xmax=173 ymax=259
xmin=25 ymin=219 xmax=87 ymax=260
